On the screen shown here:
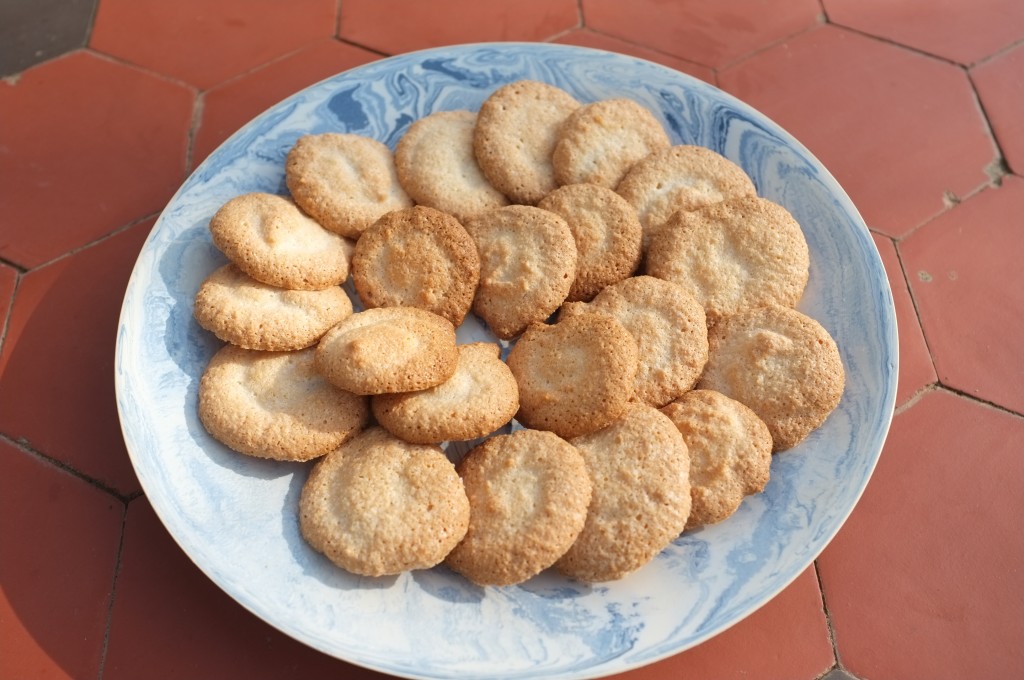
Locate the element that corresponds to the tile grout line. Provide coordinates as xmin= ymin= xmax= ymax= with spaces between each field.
xmin=25 ymin=211 xmax=161 ymax=272
xmin=963 ymin=69 xmax=1012 ymax=187
xmin=0 ymin=271 xmax=22 ymax=359
xmin=968 ymin=35 xmax=1024 ymax=69
xmin=933 ymin=384 xmax=1024 ymax=422
xmin=95 ymin=501 xmax=130 ymax=680
xmin=717 ymin=16 xmax=826 ymax=73
xmin=564 ymin=26 xmax=718 ymax=80
xmin=824 ymin=21 xmax=971 ymax=69
xmin=881 ymin=231 xmax=941 ymax=383
xmin=812 ymin=560 xmax=844 ymax=672
xmin=184 ymin=93 xmax=205 ymax=176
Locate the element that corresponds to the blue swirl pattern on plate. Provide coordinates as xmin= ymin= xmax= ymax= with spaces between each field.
xmin=115 ymin=43 xmax=897 ymax=679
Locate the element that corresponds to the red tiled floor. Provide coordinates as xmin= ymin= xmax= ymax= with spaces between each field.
xmin=0 ymin=439 xmax=124 ymax=680
xmin=193 ymin=39 xmax=381 ymax=165
xmin=899 ymin=176 xmax=1024 ymax=415
xmin=338 ymin=0 xmax=580 ymax=55
xmin=825 ymin=0 xmax=1024 ymax=66
xmin=972 ymin=43 xmax=1024 ymax=176
xmin=0 ymin=264 xmax=17 ymax=343
xmin=582 ymin=0 xmax=822 ymax=68
xmin=553 ymin=29 xmax=716 ymax=85
xmin=817 ymin=389 xmax=1024 ymax=679
xmin=0 ymin=51 xmax=193 ymax=269
xmin=718 ymin=25 xmax=996 ymax=238
xmin=90 ymin=0 xmax=338 ymax=90
xmin=0 ymin=222 xmax=152 ymax=495
xmin=871 ymin=233 xmax=936 ymax=406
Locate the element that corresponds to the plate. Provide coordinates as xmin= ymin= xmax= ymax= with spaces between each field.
xmin=115 ymin=43 xmax=897 ymax=679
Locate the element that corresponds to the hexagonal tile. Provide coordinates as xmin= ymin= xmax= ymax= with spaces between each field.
xmin=90 ymin=0 xmax=337 ymax=90
xmin=0 ymin=51 xmax=193 ymax=268
xmin=718 ymin=26 xmax=996 ymax=238
xmin=0 ymin=0 xmax=98 ymax=77
xmin=972 ymin=43 xmax=1024 ymax=175
xmin=817 ymin=389 xmax=1024 ymax=679
xmin=338 ymin=0 xmax=579 ymax=55
xmin=581 ymin=0 xmax=822 ymax=68
xmin=553 ymin=29 xmax=716 ymax=85
xmin=899 ymin=175 xmax=1024 ymax=415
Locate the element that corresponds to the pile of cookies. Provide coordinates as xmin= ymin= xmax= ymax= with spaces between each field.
xmin=194 ymin=79 xmax=845 ymax=587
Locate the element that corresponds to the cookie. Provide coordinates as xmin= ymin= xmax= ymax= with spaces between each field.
xmin=351 ymin=206 xmax=481 ymax=326
xmin=473 ymin=80 xmax=580 ymax=204
xmin=208 ymin=192 xmax=354 ymax=290
xmin=507 ymin=312 xmax=639 ymax=440
xmin=395 ymin=110 xmax=509 ymax=223
xmin=552 ymin=98 xmax=671 ymax=189
xmin=647 ymin=196 xmax=810 ymax=324
xmin=372 ymin=343 xmax=519 ymax=444
xmin=285 ymin=133 xmax=412 ymax=239
xmin=697 ymin=305 xmax=845 ymax=451
xmin=299 ymin=426 xmax=470 ymax=576
xmin=537 ymin=183 xmax=642 ymax=302
xmin=615 ymin=145 xmax=756 ymax=250
xmin=314 ymin=307 xmax=458 ymax=396
xmin=445 ymin=429 xmax=592 ymax=586
xmin=464 ymin=205 xmax=577 ymax=340
xmin=561 ymin=276 xmax=708 ymax=407
xmin=193 ymin=263 xmax=353 ymax=351
xmin=198 ymin=344 xmax=369 ymax=462
xmin=661 ymin=389 xmax=772 ymax=529
xmin=556 ymin=404 xmax=691 ymax=583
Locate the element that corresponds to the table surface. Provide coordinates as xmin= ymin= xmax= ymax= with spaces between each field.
xmin=2 ymin=2 xmax=1022 ymax=679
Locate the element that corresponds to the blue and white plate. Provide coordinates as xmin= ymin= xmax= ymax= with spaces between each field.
xmin=115 ymin=43 xmax=897 ymax=679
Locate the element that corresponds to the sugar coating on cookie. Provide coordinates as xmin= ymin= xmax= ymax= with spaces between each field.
xmin=647 ymin=196 xmax=810 ymax=324
xmin=507 ymin=312 xmax=639 ymax=440
xmin=616 ymin=145 xmax=756 ymax=250
xmin=299 ymin=427 xmax=470 ymax=576
xmin=464 ymin=205 xmax=578 ymax=340
xmin=552 ymin=98 xmax=671 ymax=189
xmin=561 ymin=276 xmax=708 ymax=408
xmin=194 ymin=263 xmax=353 ymax=351
xmin=372 ymin=342 xmax=519 ymax=444
xmin=395 ymin=110 xmax=509 ymax=223
xmin=198 ymin=345 xmax=369 ymax=462
xmin=285 ymin=133 xmax=412 ymax=239
xmin=697 ymin=305 xmax=845 ymax=451
xmin=315 ymin=307 xmax=458 ymax=395
xmin=538 ymin=183 xmax=642 ymax=302
xmin=445 ymin=429 xmax=592 ymax=586
xmin=209 ymin=192 xmax=354 ymax=290
xmin=352 ymin=206 xmax=481 ymax=326
xmin=473 ymin=80 xmax=580 ymax=205
xmin=661 ymin=389 xmax=772 ymax=529
xmin=556 ymin=404 xmax=691 ymax=583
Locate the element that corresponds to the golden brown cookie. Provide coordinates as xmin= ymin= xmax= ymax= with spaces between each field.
xmin=314 ymin=307 xmax=458 ymax=396
xmin=646 ymin=196 xmax=810 ymax=324
xmin=556 ymin=404 xmax=691 ymax=583
xmin=537 ymin=183 xmax=642 ymax=302
xmin=372 ymin=343 xmax=519 ymax=444
xmin=395 ymin=110 xmax=509 ymax=223
xmin=473 ymin=80 xmax=580 ymax=204
xmin=445 ymin=429 xmax=592 ymax=586
xmin=507 ymin=312 xmax=639 ymax=440
xmin=351 ymin=206 xmax=481 ymax=326
xmin=661 ymin=389 xmax=772 ymax=529
xmin=285 ymin=133 xmax=412 ymax=239
xmin=299 ymin=426 xmax=470 ymax=576
xmin=697 ymin=305 xmax=845 ymax=451
xmin=208 ymin=192 xmax=354 ymax=290
xmin=552 ymin=98 xmax=671 ymax=189
xmin=464 ymin=205 xmax=577 ymax=340
xmin=198 ymin=344 xmax=369 ymax=462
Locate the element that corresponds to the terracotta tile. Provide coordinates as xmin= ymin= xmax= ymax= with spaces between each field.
xmin=0 ymin=51 xmax=192 ymax=269
xmin=718 ymin=26 xmax=995 ymax=238
xmin=0 ymin=263 xmax=17 ymax=346
xmin=90 ymin=0 xmax=337 ymax=90
xmin=193 ymin=39 xmax=381 ymax=165
xmin=0 ymin=0 xmax=98 ymax=77
xmin=0 ymin=439 xmax=123 ymax=680
xmin=104 ymin=498 xmax=390 ymax=679
xmin=0 ymin=221 xmax=152 ymax=494
xmin=871 ymin=233 xmax=936 ymax=406
xmin=817 ymin=389 xmax=1024 ymax=679
xmin=553 ymin=28 xmax=716 ymax=85
xmin=899 ymin=176 xmax=1024 ymax=415
xmin=825 ymin=0 xmax=1024 ymax=65
xmin=338 ymin=0 xmax=579 ymax=55
xmin=972 ymin=43 xmax=1024 ymax=176
xmin=582 ymin=0 xmax=822 ymax=68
